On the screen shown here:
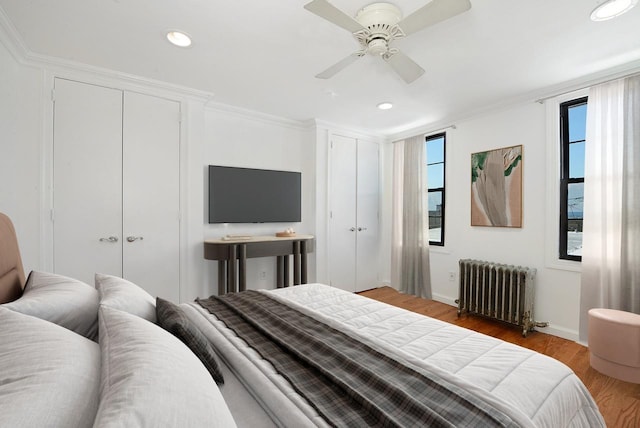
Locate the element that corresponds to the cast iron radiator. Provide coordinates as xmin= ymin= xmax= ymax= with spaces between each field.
xmin=456 ymin=259 xmax=545 ymax=337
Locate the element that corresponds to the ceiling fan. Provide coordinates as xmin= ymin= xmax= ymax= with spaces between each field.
xmin=304 ymin=0 xmax=471 ymax=83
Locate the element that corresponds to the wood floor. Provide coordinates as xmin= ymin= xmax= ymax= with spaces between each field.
xmin=359 ymin=286 xmax=640 ymax=428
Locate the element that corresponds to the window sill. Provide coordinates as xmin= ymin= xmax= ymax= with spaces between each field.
xmin=546 ymin=258 xmax=582 ymax=273
xmin=428 ymin=246 xmax=450 ymax=255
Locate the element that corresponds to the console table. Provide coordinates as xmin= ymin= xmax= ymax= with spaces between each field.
xmin=204 ymin=235 xmax=315 ymax=295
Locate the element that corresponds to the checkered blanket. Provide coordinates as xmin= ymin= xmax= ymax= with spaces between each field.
xmin=197 ymin=291 xmax=520 ymax=428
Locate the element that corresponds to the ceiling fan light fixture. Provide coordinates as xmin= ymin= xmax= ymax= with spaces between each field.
xmin=166 ymin=30 xmax=192 ymax=47
xmin=304 ymin=0 xmax=471 ymax=83
xmin=377 ymin=102 xmax=393 ymax=110
xmin=590 ymin=0 xmax=638 ymax=21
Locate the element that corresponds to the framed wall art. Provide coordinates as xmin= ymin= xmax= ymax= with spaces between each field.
xmin=471 ymin=145 xmax=522 ymax=227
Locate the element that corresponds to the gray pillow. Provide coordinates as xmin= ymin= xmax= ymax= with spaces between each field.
xmin=2 ymin=270 xmax=99 ymax=340
xmin=95 ymin=273 xmax=156 ymax=322
xmin=0 ymin=306 xmax=100 ymax=427
xmin=94 ymin=305 xmax=237 ymax=428
xmin=156 ymin=297 xmax=224 ymax=385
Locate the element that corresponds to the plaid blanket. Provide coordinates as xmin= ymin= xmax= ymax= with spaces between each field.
xmin=197 ymin=291 xmax=520 ymax=428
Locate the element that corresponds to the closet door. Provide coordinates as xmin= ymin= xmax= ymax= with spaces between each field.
xmin=328 ymin=135 xmax=357 ymax=292
xmin=53 ymin=78 xmax=123 ymax=284
xmin=355 ymin=140 xmax=379 ymax=292
xmin=122 ymin=92 xmax=180 ymax=302
xmin=328 ymin=135 xmax=379 ymax=293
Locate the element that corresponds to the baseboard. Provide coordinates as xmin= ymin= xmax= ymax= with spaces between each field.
xmin=534 ymin=324 xmax=580 ymax=343
xmin=432 ymin=293 xmax=457 ymax=307
xmin=431 ymin=293 xmax=581 ymax=343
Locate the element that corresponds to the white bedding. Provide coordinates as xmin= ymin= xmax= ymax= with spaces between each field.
xmin=185 ymin=284 xmax=605 ymax=428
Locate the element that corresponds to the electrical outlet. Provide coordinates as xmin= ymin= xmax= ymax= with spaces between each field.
xmin=448 ymin=271 xmax=455 ymax=282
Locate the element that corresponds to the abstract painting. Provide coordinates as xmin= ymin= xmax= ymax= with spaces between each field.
xmin=471 ymin=145 xmax=522 ymax=227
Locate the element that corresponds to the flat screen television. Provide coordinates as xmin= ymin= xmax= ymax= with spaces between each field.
xmin=208 ymin=165 xmax=301 ymax=223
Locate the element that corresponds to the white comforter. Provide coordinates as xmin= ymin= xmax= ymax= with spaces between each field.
xmin=185 ymin=284 xmax=605 ymax=428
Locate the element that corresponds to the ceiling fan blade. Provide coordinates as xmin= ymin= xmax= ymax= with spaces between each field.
xmin=316 ymin=52 xmax=364 ymax=79
xmin=384 ymin=51 xmax=425 ymax=84
xmin=304 ymin=0 xmax=365 ymax=33
xmin=397 ymin=0 xmax=471 ymax=36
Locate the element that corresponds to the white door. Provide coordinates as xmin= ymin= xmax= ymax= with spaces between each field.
xmin=328 ymin=136 xmax=379 ymax=292
xmin=53 ymin=80 xmax=181 ymax=301
xmin=53 ymin=78 xmax=123 ymax=284
xmin=355 ymin=140 xmax=379 ymax=292
xmin=122 ymin=92 xmax=180 ymax=302
xmin=329 ymin=135 xmax=357 ymax=292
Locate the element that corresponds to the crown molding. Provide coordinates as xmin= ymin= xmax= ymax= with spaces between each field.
xmin=204 ymin=101 xmax=310 ymax=131
xmin=309 ymin=119 xmax=388 ymax=143
xmin=0 ymin=7 xmax=211 ymax=101
xmin=390 ymin=59 xmax=640 ymax=142
xmin=0 ymin=6 xmax=29 ymax=63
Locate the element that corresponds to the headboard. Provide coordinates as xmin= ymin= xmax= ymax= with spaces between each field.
xmin=0 ymin=212 xmax=26 ymax=303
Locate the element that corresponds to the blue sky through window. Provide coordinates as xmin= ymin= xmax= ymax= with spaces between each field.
xmin=568 ymin=103 xmax=586 ymax=179
xmin=567 ymin=103 xmax=586 ymax=219
xmin=426 ymin=136 xmax=444 ymax=190
xmin=426 ymin=133 xmax=445 ymax=245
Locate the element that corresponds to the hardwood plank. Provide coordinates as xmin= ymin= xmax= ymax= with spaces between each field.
xmin=359 ymin=286 xmax=640 ymax=428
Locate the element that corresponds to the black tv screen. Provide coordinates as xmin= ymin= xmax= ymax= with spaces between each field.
xmin=208 ymin=165 xmax=301 ymax=223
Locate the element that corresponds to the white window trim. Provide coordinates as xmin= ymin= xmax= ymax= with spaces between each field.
xmin=544 ymin=89 xmax=588 ymax=272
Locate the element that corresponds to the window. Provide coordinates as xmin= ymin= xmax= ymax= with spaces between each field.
xmin=559 ymin=97 xmax=587 ymax=261
xmin=426 ymin=133 xmax=446 ymax=246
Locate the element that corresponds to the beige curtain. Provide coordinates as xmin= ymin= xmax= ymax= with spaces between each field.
xmin=580 ymin=74 xmax=640 ymax=342
xmin=391 ymin=136 xmax=432 ymax=298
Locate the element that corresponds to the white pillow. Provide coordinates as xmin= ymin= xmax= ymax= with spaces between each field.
xmin=2 ymin=270 xmax=99 ymax=340
xmin=0 ymin=306 xmax=100 ymax=427
xmin=94 ymin=305 xmax=237 ymax=428
xmin=95 ymin=273 xmax=156 ymax=322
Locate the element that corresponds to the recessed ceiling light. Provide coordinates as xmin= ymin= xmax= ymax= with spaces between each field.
xmin=166 ymin=30 xmax=192 ymax=47
xmin=377 ymin=102 xmax=393 ymax=110
xmin=590 ymin=0 xmax=638 ymax=21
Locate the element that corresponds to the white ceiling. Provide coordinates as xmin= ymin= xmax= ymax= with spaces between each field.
xmin=1 ymin=0 xmax=639 ymax=136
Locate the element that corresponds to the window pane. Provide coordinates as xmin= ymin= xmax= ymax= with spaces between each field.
xmin=428 ymin=191 xmax=442 ymax=243
xmin=560 ymin=97 xmax=587 ymax=261
xmin=428 ymin=163 xmax=444 ymax=189
xmin=568 ymin=103 xmax=587 ymax=142
xmin=426 ymin=137 xmax=444 ymax=164
xmin=569 ymin=141 xmax=585 ymax=179
xmin=567 ymin=182 xmax=583 ymax=256
xmin=567 ymin=182 xmax=584 ymax=220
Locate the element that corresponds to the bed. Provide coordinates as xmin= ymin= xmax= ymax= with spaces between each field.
xmin=0 ymin=212 xmax=605 ymax=427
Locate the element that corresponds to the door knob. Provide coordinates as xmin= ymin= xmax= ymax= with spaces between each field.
xmin=349 ymin=227 xmax=356 ymax=232
xmin=357 ymin=227 xmax=368 ymax=232
xmin=126 ymin=236 xmax=144 ymax=242
xmin=99 ymin=236 xmax=119 ymax=243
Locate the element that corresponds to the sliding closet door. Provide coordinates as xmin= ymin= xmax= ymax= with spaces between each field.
xmin=122 ymin=92 xmax=180 ymax=302
xmin=53 ymin=78 xmax=123 ymax=283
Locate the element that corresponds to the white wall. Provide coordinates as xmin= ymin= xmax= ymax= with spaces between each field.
xmin=0 ymin=38 xmax=42 ymax=273
xmin=199 ymin=106 xmax=315 ymax=298
xmin=0 ymin=35 xmax=320 ymax=303
xmin=382 ymin=102 xmax=582 ymax=340
xmin=0 ymin=27 xmax=583 ymax=340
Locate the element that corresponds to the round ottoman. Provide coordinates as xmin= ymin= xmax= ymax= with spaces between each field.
xmin=588 ymin=308 xmax=640 ymax=383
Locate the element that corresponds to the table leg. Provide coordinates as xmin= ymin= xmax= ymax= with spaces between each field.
xmin=218 ymin=260 xmax=227 ymax=295
xmin=301 ymin=240 xmax=308 ymax=284
xmin=238 ymin=244 xmax=246 ymax=292
xmin=228 ymin=244 xmax=237 ymax=293
xmin=284 ymin=255 xmax=290 ymax=287
xmin=276 ymin=256 xmax=284 ymax=288
xmin=293 ymin=241 xmax=301 ymax=285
